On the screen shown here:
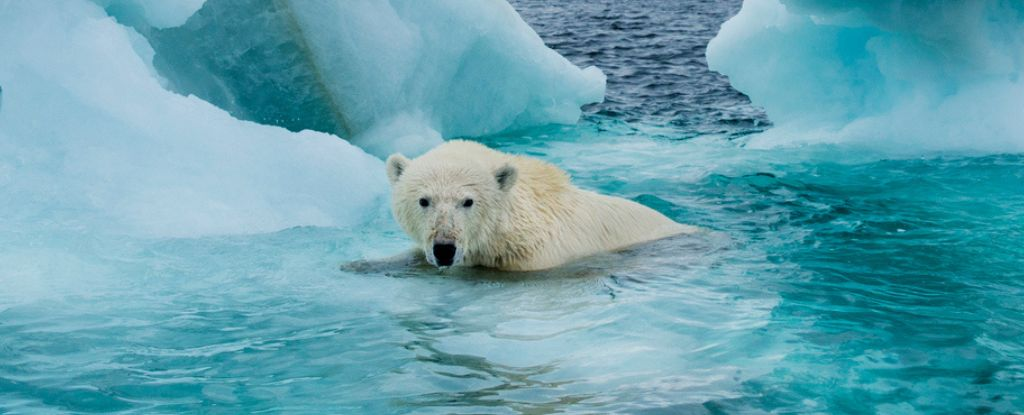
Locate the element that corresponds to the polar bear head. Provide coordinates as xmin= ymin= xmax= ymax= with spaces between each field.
xmin=385 ymin=149 xmax=517 ymax=268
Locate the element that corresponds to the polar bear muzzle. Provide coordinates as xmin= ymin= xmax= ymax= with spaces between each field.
xmin=432 ymin=241 xmax=458 ymax=266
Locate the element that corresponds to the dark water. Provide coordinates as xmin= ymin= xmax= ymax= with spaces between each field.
xmin=511 ymin=0 xmax=768 ymax=138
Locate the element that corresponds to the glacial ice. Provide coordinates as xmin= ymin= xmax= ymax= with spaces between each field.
xmin=0 ymin=0 xmax=606 ymax=240
xmin=135 ymin=0 xmax=606 ymax=157
xmin=0 ymin=0 xmax=386 ymax=238
xmin=92 ymin=0 xmax=206 ymax=28
xmin=707 ymin=0 xmax=1024 ymax=153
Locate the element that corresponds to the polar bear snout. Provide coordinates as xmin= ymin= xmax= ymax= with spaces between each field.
xmin=432 ymin=242 xmax=458 ymax=267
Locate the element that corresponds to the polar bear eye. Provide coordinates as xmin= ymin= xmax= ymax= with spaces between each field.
xmin=462 ymin=199 xmax=474 ymax=208
xmin=418 ymin=198 xmax=430 ymax=207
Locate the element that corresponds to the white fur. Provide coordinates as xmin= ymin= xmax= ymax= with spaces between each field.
xmin=386 ymin=140 xmax=698 ymax=271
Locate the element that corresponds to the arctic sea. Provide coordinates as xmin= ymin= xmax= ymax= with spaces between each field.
xmin=1 ymin=0 xmax=1022 ymax=413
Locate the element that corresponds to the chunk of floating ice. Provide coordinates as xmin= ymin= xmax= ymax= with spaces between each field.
xmin=135 ymin=0 xmax=606 ymax=157
xmin=0 ymin=0 xmax=386 ymax=238
xmin=707 ymin=0 xmax=1024 ymax=154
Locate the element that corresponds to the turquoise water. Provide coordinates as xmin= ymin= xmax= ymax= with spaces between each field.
xmin=3 ymin=119 xmax=1022 ymax=412
xmin=3 ymin=0 xmax=1024 ymax=413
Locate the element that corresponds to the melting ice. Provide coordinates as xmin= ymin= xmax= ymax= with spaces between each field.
xmin=115 ymin=0 xmax=606 ymax=157
xmin=0 ymin=0 xmax=603 ymax=238
xmin=0 ymin=1 xmax=385 ymax=238
xmin=707 ymin=0 xmax=1024 ymax=153
xmin=1 ymin=0 xmax=1023 ymax=413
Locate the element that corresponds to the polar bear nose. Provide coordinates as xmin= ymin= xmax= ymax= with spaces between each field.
xmin=432 ymin=242 xmax=457 ymax=266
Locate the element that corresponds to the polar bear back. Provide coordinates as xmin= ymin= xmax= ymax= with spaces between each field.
xmin=430 ymin=141 xmax=696 ymax=271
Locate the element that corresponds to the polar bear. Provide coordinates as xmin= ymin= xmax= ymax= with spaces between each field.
xmin=379 ymin=140 xmax=698 ymax=272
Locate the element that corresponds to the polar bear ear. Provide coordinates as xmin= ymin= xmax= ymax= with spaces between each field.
xmin=386 ymin=153 xmax=409 ymax=184
xmin=494 ymin=164 xmax=517 ymax=191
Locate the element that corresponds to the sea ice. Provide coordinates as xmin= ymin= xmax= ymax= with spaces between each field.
xmin=92 ymin=0 xmax=206 ymax=28
xmin=0 ymin=0 xmax=386 ymax=238
xmin=133 ymin=0 xmax=606 ymax=157
xmin=707 ymin=0 xmax=1024 ymax=153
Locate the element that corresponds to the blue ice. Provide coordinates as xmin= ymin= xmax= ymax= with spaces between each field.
xmin=109 ymin=0 xmax=606 ymax=157
xmin=707 ymin=0 xmax=1024 ymax=153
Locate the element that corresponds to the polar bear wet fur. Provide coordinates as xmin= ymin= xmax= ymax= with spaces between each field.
xmin=385 ymin=140 xmax=698 ymax=271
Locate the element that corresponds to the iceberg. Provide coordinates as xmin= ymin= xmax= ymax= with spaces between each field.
xmin=0 ymin=0 xmax=605 ymax=239
xmin=120 ymin=0 xmax=606 ymax=157
xmin=707 ymin=0 xmax=1024 ymax=153
xmin=0 ymin=0 xmax=386 ymax=238
xmin=91 ymin=0 xmax=206 ymax=28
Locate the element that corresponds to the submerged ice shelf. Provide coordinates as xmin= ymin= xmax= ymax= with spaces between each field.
xmin=707 ymin=0 xmax=1024 ymax=153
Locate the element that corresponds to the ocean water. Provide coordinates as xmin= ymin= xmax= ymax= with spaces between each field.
xmin=2 ymin=1 xmax=1024 ymax=414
